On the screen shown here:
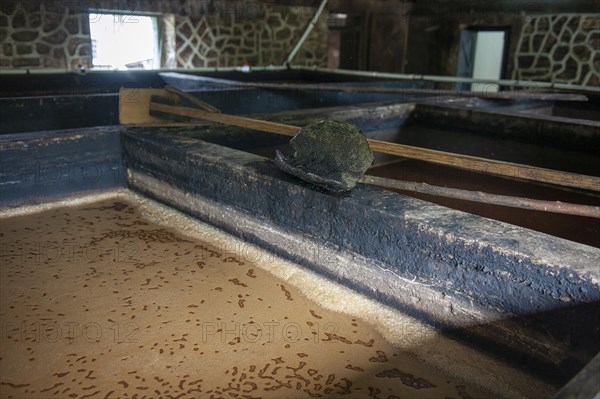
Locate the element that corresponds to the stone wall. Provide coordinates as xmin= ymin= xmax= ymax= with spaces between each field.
xmin=0 ymin=1 xmax=327 ymax=71
xmin=512 ymin=14 xmax=599 ymax=86
xmin=174 ymin=5 xmax=328 ymax=68
xmin=0 ymin=2 xmax=92 ymax=70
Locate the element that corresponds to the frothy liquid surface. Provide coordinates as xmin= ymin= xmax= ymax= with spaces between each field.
xmin=1 ymin=199 xmax=485 ymax=398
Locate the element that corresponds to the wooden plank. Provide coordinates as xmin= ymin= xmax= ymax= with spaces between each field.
xmin=362 ymin=175 xmax=600 ymax=218
xmin=367 ymin=139 xmax=600 ymax=193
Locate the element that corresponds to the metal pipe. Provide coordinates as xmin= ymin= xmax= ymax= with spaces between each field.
xmin=283 ymin=0 xmax=329 ymax=66
xmin=291 ymin=66 xmax=600 ymax=93
xmin=159 ymin=72 xmax=588 ymax=101
xmin=0 ymin=65 xmax=290 ymax=76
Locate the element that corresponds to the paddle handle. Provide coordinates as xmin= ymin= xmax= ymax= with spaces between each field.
xmin=149 ymin=101 xmax=600 ymax=193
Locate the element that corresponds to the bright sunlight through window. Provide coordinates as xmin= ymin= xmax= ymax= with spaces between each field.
xmin=89 ymin=13 xmax=159 ymax=70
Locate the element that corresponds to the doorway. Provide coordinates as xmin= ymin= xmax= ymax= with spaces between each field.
xmin=456 ymin=27 xmax=510 ymax=92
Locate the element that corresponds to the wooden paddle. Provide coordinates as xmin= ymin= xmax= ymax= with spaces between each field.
xmin=119 ymin=87 xmax=600 ymax=194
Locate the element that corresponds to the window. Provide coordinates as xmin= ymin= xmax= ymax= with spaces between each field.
xmin=88 ymin=13 xmax=160 ymax=70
